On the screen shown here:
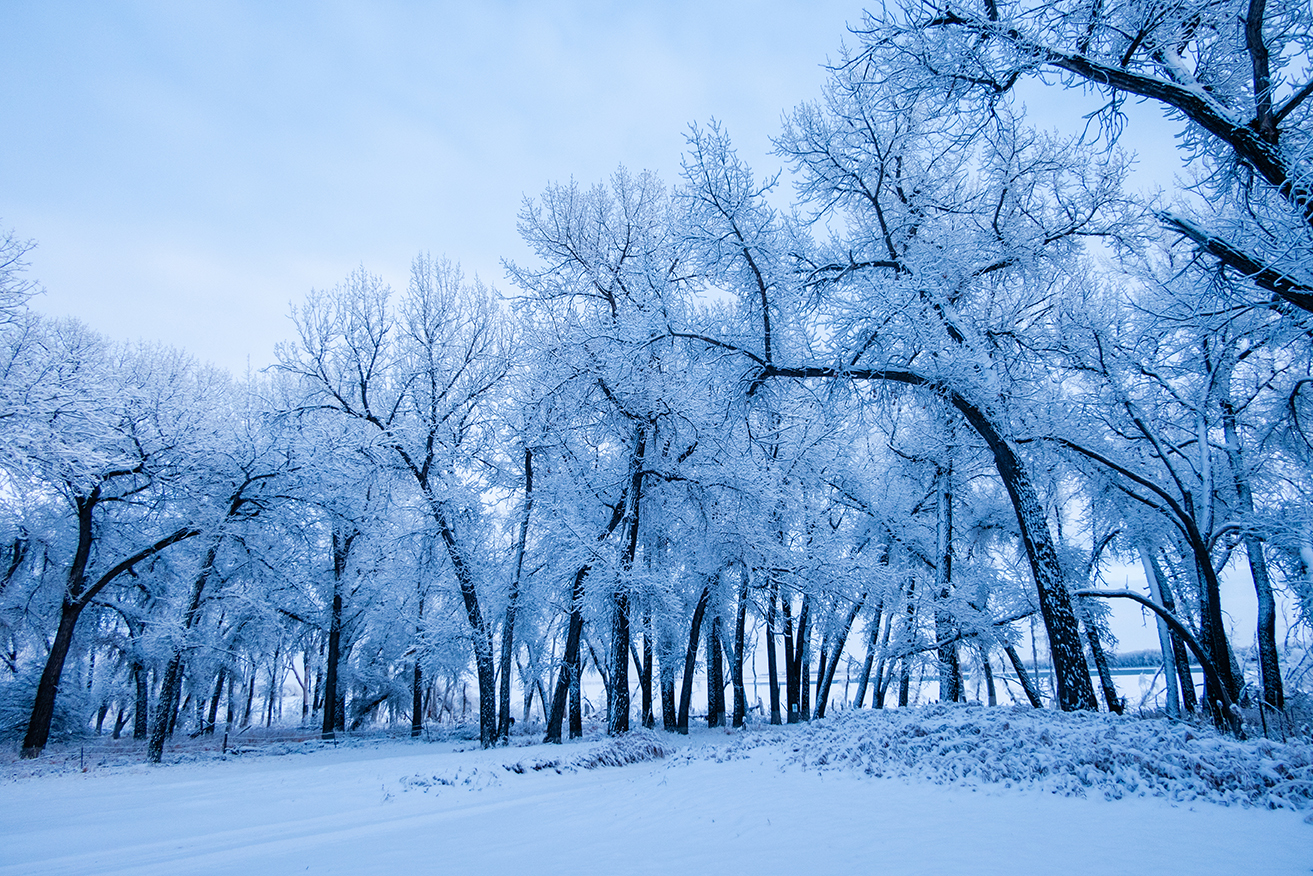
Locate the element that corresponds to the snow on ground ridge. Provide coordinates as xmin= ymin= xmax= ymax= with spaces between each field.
xmin=679 ymin=704 xmax=1313 ymax=810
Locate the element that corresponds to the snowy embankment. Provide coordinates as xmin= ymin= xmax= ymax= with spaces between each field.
xmin=1 ymin=706 xmax=1309 ymax=875
xmin=681 ymin=705 xmax=1313 ymax=810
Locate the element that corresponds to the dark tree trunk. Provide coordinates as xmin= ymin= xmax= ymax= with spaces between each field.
xmin=729 ymin=570 xmax=748 ymax=728
xmin=979 ymin=646 xmax=997 ymax=706
xmin=1220 ymin=395 xmax=1284 ymax=709
xmin=132 ymin=660 xmax=149 ymax=739
xmin=411 ymin=664 xmax=423 ymax=738
xmin=545 ymin=566 xmax=588 ymax=744
xmin=796 ymin=596 xmax=811 ymax=721
xmin=1082 ymin=616 xmax=1123 ymax=714
xmin=677 ymin=583 xmax=711 ymax=733
xmin=321 ymin=533 xmax=347 ymax=740
xmin=498 ymin=449 xmax=534 ymax=743
xmin=205 ymin=665 xmax=226 ymax=734
xmin=149 ymin=655 xmax=185 ymax=761
xmin=22 ymin=600 xmax=83 ymax=758
xmin=852 ymin=598 xmax=884 ymax=709
xmin=765 ymin=581 xmax=782 ymax=724
xmin=608 ymin=426 xmax=648 ymax=737
xmin=707 ymin=615 xmax=725 ymax=728
xmin=781 ymin=593 xmax=799 ymax=722
xmin=1004 ymin=644 xmax=1043 ymax=707
xmin=641 ymin=626 xmax=655 ymax=728
xmin=934 ymin=463 xmax=962 ymax=703
xmin=816 ymin=591 xmax=867 ymax=718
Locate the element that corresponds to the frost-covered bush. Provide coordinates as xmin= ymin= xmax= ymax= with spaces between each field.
xmin=705 ymin=705 xmax=1313 ymax=810
xmin=0 ymin=671 xmax=90 ymax=744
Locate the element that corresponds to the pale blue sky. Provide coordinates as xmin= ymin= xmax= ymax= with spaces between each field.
xmin=0 ymin=3 xmax=1261 ymax=651
xmin=2 ymin=1 xmax=866 ymax=372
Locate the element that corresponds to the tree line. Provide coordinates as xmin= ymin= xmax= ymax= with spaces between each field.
xmin=3 ymin=0 xmax=1311 ymax=759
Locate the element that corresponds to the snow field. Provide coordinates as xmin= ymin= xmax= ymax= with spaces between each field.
xmin=1 ymin=706 xmax=1309 ymax=875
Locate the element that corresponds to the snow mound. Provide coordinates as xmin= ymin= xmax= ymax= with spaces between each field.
xmin=504 ymin=729 xmax=671 ymax=775
xmin=720 ymin=705 xmax=1313 ymax=810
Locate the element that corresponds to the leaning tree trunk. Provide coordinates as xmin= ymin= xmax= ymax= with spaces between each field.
xmin=1080 ymin=611 xmax=1123 ymax=714
xmin=1004 ymin=644 xmax=1043 ymax=708
xmin=816 ymin=591 xmax=867 ymax=718
xmin=951 ymin=402 xmax=1095 ymax=711
xmin=677 ymin=583 xmax=711 ymax=734
xmin=852 ymin=597 xmax=884 ymax=709
xmin=21 ymin=600 xmax=84 ymax=758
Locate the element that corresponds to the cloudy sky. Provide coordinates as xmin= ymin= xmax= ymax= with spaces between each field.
xmin=1 ymin=1 xmax=882 ymax=374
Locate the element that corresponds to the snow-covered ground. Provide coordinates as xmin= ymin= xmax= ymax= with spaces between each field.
xmin=2 ymin=706 xmax=1309 ymax=875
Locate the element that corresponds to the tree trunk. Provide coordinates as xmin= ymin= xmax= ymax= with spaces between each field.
xmin=1004 ymin=644 xmax=1043 ymax=707
xmin=205 ymin=665 xmax=226 ymax=734
xmin=1220 ymin=395 xmax=1283 ymax=709
xmin=781 ymin=593 xmax=799 ymax=722
xmin=498 ymin=449 xmax=534 ymax=742
xmin=933 ymin=463 xmax=963 ymax=703
xmin=435 ymin=510 xmax=498 ymax=747
xmin=608 ymin=426 xmax=647 ymax=737
xmin=132 ymin=661 xmax=149 ymax=739
xmin=677 ymin=583 xmax=712 ymax=733
xmin=765 ymin=581 xmax=782 ymax=724
xmin=979 ymin=646 xmax=997 ymax=706
xmin=1138 ymin=542 xmax=1180 ymax=718
xmin=852 ymin=598 xmax=884 ymax=709
xmin=545 ymin=567 xmax=587 ymax=744
xmin=1141 ymin=549 xmax=1198 ymax=714
xmin=816 ymin=591 xmax=867 ymax=718
xmin=707 ymin=615 xmax=725 ymax=728
xmin=729 ymin=569 xmax=748 ymax=727
xmin=1081 ymin=615 xmax=1123 ymax=714
xmin=641 ymin=625 xmax=655 ymax=728
xmin=796 ymin=595 xmax=811 ymax=721
xmin=21 ymin=600 xmax=84 ymax=758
